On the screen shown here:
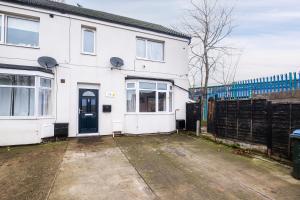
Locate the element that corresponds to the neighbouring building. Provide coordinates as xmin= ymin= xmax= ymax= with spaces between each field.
xmin=0 ymin=0 xmax=191 ymax=146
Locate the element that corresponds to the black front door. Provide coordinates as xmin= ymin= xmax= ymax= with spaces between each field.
xmin=79 ymin=89 xmax=99 ymax=134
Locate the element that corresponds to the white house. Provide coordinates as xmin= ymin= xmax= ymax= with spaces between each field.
xmin=0 ymin=0 xmax=191 ymax=146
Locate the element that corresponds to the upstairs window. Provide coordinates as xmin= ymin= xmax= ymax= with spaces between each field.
xmin=136 ymin=38 xmax=164 ymax=62
xmin=82 ymin=27 xmax=96 ymax=54
xmin=6 ymin=16 xmax=39 ymax=47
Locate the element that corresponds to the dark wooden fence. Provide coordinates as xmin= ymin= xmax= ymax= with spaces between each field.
xmin=208 ymin=99 xmax=300 ymax=159
xmin=186 ymin=102 xmax=201 ymax=131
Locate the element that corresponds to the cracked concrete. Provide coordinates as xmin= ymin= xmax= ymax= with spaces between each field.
xmin=46 ymin=134 xmax=300 ymax=200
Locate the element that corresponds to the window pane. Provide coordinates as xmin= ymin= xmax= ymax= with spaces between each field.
xmin=39 ymin=89 xmax=52 ymax=116
xmin=127 ymin=83 xmax=135 ymax=89
xmin=7 ymin=17 xmax=39 ymax=47
xmin=0 ymin=87 xmax=12 ymax=116
xmin=147 ymin=41 xmax=163 ymax=61
xmin=0 ymin=74 xmax=14 ymax=85
xmin=15 ymin=75 xmax=35 ymax=86
xmin=169 ymin=92 xmax=172 ymax=112
xmin=83 ymin=29 xmax=95 ymax=53
xmin=157 ymin=83 xmax=167 ymax=90
xmin=158 ymin=92 xmax=166 ymax=112
xmin=136 ymin=39 xmax=146 ymax=58
xmin=82 ymin=91 xmax=95 ymax=97
xmin=139 ymin=90 xmax=156 ymax=112
xmin=40 ymin=78 xmax=51 ymax=88
xmin=0 ymin=74 xmax=35 ymax=86
xmin=139 ymin=82 xmax=156 ymax=90
xmin=127 ymin=90 xmax=136 ymax=112
xmin=13 ymin=88 xmax=34 ymax=116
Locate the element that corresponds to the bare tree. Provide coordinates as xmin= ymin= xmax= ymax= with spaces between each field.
xmin=181 ymin=0 xmax=236 ymax=104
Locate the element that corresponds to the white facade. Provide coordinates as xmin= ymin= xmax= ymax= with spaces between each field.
xmin=0 ymin=1 xmax=190 ymax=146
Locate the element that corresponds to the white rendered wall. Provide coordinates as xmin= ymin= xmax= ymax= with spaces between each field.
xmin=0 ymin=2 xmax=190 ymax=144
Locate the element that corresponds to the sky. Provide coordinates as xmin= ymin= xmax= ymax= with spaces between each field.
xmin=66 ymin=0 xmax=300 ymax=85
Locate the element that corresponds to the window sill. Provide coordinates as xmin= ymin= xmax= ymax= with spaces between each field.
xmin=81 ymin=52 xmax=97 ymax=56
xmin=125 ymin=112 xmax=174 ymax=115
xmin=136 ymin=57 xmax=165 ymax=63
xmin=0 ymin=116 xmax=55 ymax=120
xmin=0 ymin=43 xmax=40 ymax=49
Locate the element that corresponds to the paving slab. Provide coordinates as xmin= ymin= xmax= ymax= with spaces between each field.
xmin=48 ymin=137 xmax=155 ymax=200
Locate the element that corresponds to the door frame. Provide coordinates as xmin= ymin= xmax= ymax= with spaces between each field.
xmin=77 ymin=83 xmax=101 ymax=137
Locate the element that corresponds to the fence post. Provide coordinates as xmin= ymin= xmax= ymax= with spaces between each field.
xmin=237 ymin=100 xmax=239 ymax=139
xmin=251 ymin=99 xmax=253 ymax=142
xmin=267 ymin=101 xmax=272 ymax=156
xmin=288 ymin=103 xmax=292 ymax=157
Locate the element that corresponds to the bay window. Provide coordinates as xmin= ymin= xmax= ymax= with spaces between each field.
xmin=136 ymin=38 xmax=164 ymax=62
xmin=126 ymin=80 xmax=173 ymax=113
xmin=0 ymin=74 xmax=53 ymax=117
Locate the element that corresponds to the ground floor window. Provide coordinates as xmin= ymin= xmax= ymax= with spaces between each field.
xmin=38 ymin=78 xmax=52 ymax=116
xmin=0 ymin=73 xmax=53 ymax=117
xmin=126 ymin=80 xmax=173 ymax=113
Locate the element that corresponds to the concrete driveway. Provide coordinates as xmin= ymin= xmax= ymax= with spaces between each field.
xmin=48 ymin=134 xmax=300 ymax=200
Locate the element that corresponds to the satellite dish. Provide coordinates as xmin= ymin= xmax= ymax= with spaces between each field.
xmin=110 ymin=57 xmax=124 ymax=69
xmin=38 ymin=56 xmax=58 ymax=69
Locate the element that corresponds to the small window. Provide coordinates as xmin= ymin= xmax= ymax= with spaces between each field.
xmin=157 ymin=83 xmax=167 ymax=90
xmin=136 ymin=38 xmax=164 ymax=61
xmin=82 ymin=91 xmax=95 ymax=97
xmin=127 ymin=83 xmax=135 ymax=89
xmin=139 ymin=82 xmax=156 ymax=90
xmin=82 ymin=27 xmax=96 ymax=54
xmin=6 ymin=16 xmax=39 ymax=47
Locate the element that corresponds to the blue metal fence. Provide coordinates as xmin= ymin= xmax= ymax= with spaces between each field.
xmin=190 ymin=72 xmax=300 ymax=120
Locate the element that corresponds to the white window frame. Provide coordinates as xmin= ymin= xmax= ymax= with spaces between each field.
xmin=126 ymin=80 xmax=173 ymax=114
xmin=5 ymin=15 xmax=40 ymax=48
xmin=0 ymin=74 xmax=54 ymax=119
xmin=81 ymin=26 xmax=96 ymax=55
xmin=38 ymin=77 xmax=53 ymax=117
xmin=126 ymin=82 xmax=137 ymax=113
xmin=136 ymin=37 xmax=165 ymax=62
xmin=0 ymin=13 xmax=4 ymax=43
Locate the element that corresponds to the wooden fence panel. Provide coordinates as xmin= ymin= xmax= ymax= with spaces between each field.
xmin=215 ymin=101 xmax=226 ymax=138
xmin=237 ymin=100 xmax=252 ymax=142
xmin=208 ymin=99 xmax=300 ymax=159
xmin=227 ymin=101 xmax=238 ymax=139
xmin=252 ymin=99 xmax=268 ymax=145
xmin=271 ymin=104 xmax=291 ymax=158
